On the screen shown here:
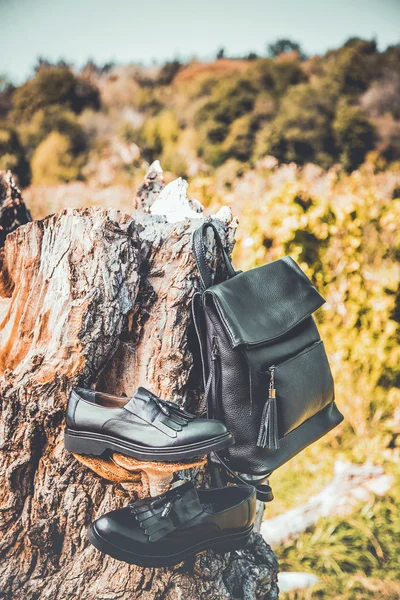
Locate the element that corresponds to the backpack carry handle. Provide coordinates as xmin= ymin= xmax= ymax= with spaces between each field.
xmin=192 ymin=221 xmax=236 ymax=290
xmin=210 ymin=453 xmax=274 ymax=503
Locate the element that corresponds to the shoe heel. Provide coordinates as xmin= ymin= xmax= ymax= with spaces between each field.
xmin=64 ymin=430 xmax=108 ymax=457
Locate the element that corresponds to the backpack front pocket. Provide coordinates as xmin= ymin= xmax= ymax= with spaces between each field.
xmin=257 ymin=340 xmax=334 ymax=448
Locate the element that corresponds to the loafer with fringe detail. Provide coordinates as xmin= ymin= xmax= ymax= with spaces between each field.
xmin=87 ymin=480 xmax=256 ymax=567
xmin=64 ymin=386 xmax=234 ymax=461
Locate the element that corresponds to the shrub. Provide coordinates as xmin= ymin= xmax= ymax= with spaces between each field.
xmin=248 ymin=59 xmax=276 ymax=92
xmin=273 ymin=60 xmax=307 ymax=95
xmin=252 ymin=92 xmax=276 ymax=124
xmin=0 ymin=123 xmax=30 ymax=185
xmin=333 ymin=102 xmax=376 ymax=171
xmin=136 ymin=88 xmax=164 ymax=115
xmin=117 ymin=120 xmax=139 ymax=145
xmin=222 ymin=114 xmax=255 ymax=162
xmin=372 ymin=115 xmax=400 ymax=162
xmin=361 ymin=72 xmax=400 ymax=120
xmin=19 ymin=105 xmax=87 ymax=159
xmin=101 ymin=71 xmax=141 ymax=109
xmin=31 ymin=131 xmax=85 ymax=184
xmin=139 ymin=110 xmax=180 ymax=162
xmin=215 ymin=158 xmax=249 ymax=189
xmin=144 ymin=111 xmax=178 ymax=150
xmin=381 ymin=43 xmax=400 ymax=74
xmin=161 ymin=148 xmax=188 ymax=177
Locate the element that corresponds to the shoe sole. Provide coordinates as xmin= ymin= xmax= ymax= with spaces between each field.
xmin=64 ymin=428 xmax=234 ymax=461
xmin=87 ymin=522 xmax=253 ymax=567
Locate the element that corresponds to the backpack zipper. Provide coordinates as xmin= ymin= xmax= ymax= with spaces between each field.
xmin=211 ymin=338 xmax=219 ymax=360
xmin=269 ymin=365 xmax=276 ymax=399
xmin=201 ymin=337 xmax=220 ymax=416
xmin=210 ymin=337 xmax=222 ymax=417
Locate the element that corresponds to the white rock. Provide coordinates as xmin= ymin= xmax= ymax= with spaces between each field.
xmin=212 ymin=206 xmax=233 ymax=224
xmin=150 ymin=178 xmax=203 ymax=223
xmin=148 ymin=160 xmax=163 ymax=177
xmin=278 ymin=572 xmax=319 ymax=593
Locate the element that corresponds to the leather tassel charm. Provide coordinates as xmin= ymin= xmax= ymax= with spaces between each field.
xmin=257 ymin=366 xmax=280 ymax=450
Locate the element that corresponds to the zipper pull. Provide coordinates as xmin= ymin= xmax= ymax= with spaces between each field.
xmin=269 ymin=365 xmax=276 ymax=399
xmin=211 ymin=339 xmax=219 ymax=360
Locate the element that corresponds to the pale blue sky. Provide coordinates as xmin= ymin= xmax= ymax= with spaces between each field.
xmin=1 ymin=0 xmax=399 ymax=83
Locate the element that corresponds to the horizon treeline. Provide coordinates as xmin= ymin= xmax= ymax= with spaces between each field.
xmin=1 ymin=37 xmax=400 ymax=187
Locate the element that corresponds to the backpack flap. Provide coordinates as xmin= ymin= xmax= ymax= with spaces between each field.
xmin=204 ymin=256 xmax=325 ymax=348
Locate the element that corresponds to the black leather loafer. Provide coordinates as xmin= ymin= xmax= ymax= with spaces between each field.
xmin=64 ymin=386 xmax=234 ymax=461
xmin=87 ymin=481 xmax=256 ymax=567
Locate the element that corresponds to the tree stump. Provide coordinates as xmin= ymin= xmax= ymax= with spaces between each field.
xmin=0 ymin=165 xmax=279 ymax=600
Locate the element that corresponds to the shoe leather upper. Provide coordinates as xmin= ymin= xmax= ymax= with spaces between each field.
xmin=92 ymin=481 xmax=256 ymax=555
xmin=66 ymin=386 xmax=228 ymax=447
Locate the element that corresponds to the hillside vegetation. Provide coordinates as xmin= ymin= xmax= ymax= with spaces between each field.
xmin=1 ymin=38 xmax=400 ymax=187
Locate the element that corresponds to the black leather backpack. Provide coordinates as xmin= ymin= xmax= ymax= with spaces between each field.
xmin=192 ymin=221 xmax=343 ymax=500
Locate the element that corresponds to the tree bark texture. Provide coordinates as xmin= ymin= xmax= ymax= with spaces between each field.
xmin=0 ymin=166 xmax=279 ymax=600
xmin=0 ymin=170 xmax=31 ymax=248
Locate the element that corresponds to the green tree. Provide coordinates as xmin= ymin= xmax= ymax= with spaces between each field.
xmin=255 ymin=81 xmax=338 ymax=168
xmin=248 ymin=58 xmax=307 ymax=97
xmin=11 ymin=66 xmax=100 ymax=122
xmin=196 ymin=76 xmax=257 ymax=166
xmin=333 ymin=102 xmax=376 ymax=171
xmin=197 ymin=77 xmax=257 ymax=126
xmin=330 ymin=39 xmax=378 ymax=97
xmin=157 ymin=60 xmax=182 ymax=86
xmin=267 ymin=39 xmax=306 ymax=60
xmin=0 ymin=77 xmax=14 ymax=118
xmin=274 ymin=61 xmax=307 ymax=95
xmin=342 ymin=37 xmax=377 ymax=54
xmin=381 ymin=43 xmax=400 ymax=76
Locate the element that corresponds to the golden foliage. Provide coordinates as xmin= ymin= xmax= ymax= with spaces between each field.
xmin=31 ymin=131 xmax=85 ymax=185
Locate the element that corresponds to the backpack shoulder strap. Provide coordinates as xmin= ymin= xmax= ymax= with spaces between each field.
xmin=192 ymin=221 xmax=236 ymax=290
